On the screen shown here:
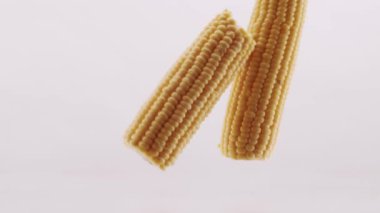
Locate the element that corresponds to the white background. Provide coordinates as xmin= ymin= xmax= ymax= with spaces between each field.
xmin=1 ymin=0 xmax=379 ymax=212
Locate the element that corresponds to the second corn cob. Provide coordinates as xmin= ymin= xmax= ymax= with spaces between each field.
xmin=125 ymin=11 xmax=254 ymax=169
xmin=221 ymin=0 xmax=307 ymax=159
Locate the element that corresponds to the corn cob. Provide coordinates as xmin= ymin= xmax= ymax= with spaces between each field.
xmin=125 ymin=11 xmax=254 ymax=169
xmin=221 ymin=0 xmax=307 ymax=159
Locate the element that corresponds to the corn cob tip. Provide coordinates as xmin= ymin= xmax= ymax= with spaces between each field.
xmin=124 ymin=139 xmax=168 ymax=170
xmin=221 ymin=9 xmax=232 ymax=17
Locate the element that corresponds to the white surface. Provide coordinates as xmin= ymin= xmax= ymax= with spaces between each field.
xmin=1 ymin=0 xmax=380 ymax=212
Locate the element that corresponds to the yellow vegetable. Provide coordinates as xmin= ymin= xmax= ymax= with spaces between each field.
xmin=125 ymin=11 xmax=254 ymax=169
xmin=221 ymin=0 xmax=307 ymax=159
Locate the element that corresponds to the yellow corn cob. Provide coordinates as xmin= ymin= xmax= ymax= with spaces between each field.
xmin=125 ymin=11 xmax=254 ymax=169
xmin=221 ymin=0 xmax=307 ymax=159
